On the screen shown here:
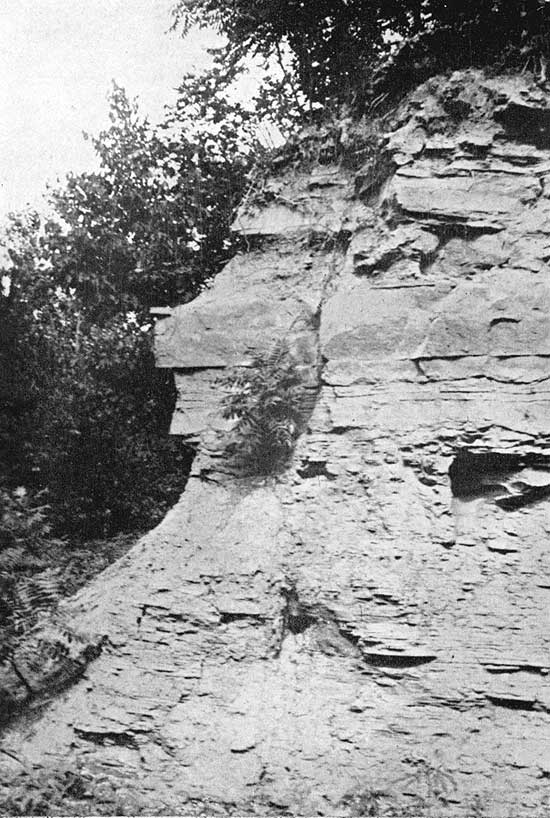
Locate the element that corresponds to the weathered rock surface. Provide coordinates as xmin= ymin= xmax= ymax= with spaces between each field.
xmin=2 ymin=69 xmax=550 ymax=816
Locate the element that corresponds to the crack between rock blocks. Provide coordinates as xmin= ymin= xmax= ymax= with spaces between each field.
xmin=448 ymin=448 xmax=550 ymax=511
xmin=273 ymin=584 xmax=438 ymax=670
xmin=303 ymin=201 xmax=367 ymax=427
xmin=485 ymin=695 xmax=549 ymax=713
xmin=9 ymin=659 xmax=35 ymax=695
xmin=218 ymin=612 xmax=266 ymax=625
xmin=483 ymin=663 xmax=550 ymax=676
xmin=411 ymin=367 xmax=550 ymax=387
xmin=74 ymin=727 xmax=141 ymax=750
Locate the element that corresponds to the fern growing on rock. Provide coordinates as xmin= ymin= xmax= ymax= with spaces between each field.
xmin=220 ymin=342 xmax=306 ymax=475
xmin=0 ymin=491 xmax=57 ymax=658
xmin=0 ymin=489 xmax=102 ymax=721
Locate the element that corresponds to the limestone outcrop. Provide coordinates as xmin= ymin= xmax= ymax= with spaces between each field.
xmin=2 ymin=69 xmax=550 ymax=816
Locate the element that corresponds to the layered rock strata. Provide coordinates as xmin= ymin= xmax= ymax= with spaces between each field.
xmin=2 ymin=70 xmax=550 ymax=817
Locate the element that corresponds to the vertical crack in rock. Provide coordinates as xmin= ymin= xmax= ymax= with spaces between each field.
xmin=280 ymin=587 xmax=317 ymax=637
xmin=8 ymin=661 xmax=34 ymax=696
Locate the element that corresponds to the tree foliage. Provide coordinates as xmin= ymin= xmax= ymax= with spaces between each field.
xmin=172 ymin=0 xmax=550 ymax=109
xmin=220 ymin=343 xmax=306 ymax=475
xmin=46 ymin=77 xmax=258 ymax=320
xmin=0 ymin=74 xmax=259 ymax=540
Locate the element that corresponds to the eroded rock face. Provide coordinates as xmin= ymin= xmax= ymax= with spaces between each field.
xmin=2 ymin=69 xmax=550 ymax=817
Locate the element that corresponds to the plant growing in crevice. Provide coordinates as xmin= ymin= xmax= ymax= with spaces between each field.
xmin=219 ymin=342 xmax=306 ymax=475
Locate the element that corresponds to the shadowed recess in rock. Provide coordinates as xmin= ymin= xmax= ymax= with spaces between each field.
xmin=449 ymin=450 xmax=550 ymax=509
xmin=280 ymin=587 xmax=317 ymax=635
xmin=495 ymin=102 xmax=550 ymax=149
xmin=296 ymin=459 xmax=336 ymax=480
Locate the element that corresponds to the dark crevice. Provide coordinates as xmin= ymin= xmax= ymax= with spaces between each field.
xmin=219 ymin=612 xmax=265 ymax=625
xmin=362 ymin=652 xmax=437 ymax=668
xmin=280 ymin=588 xmax=317 ymax=635
xmin=354 ymin=248 xmax=403 ymax=276
xmin=458 ymin=140 xmax=492 ymax=159
xmin=136 ymin=604 xmax=147 ymax=628
xmin=489 ymin=316 xmax=520 ymax=327
xmin=486 ymin=695 xmax=537 ymax=711
xmin=74 ymin=728 xmax=139 ymax=749
xmin=483 ymin=664 xmax=549 ymax=675
xmin=408 ymin=352 xmax=550 ymax=361
xmin=449 ymin=449 xmax=550 ymax=509
xmin=430 ymin=221 xmax=496 ymax=241
xmin=275 ymin=589 xmax=437 ymax=670
xmin=338 ymin=626 xmax=361 ymax=647
xmin=495 ymin=103 xmax=550 ymax=150
xmin=496 ymin=484 xmax=550 ymax=510
xmin=418 ymin=245 xmax=440 ymax=275
xmin=278 ymin=588 xmax=361 ymax=651
xmin=412 ymin=359 xmax=427 ymax=378
xmin=297 ymin=459 xmax=336 ymax=480
xmin=403 ymin=213 xmax=504 ymax=235
xmin=450 ymin=451 xmax=524 ymax=494
xmin=356 ymin=154 xmax=396 ymax=201
xmin=289 ymin=611 xmax=315 ymax=635
xmin=9 ymin=660 xmax=34 ymax=695
xmin=373 ymin=593 xmax=400 ymax=605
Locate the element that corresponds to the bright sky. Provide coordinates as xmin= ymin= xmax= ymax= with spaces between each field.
xmin=0 ymin=0 xmax=220 ymax=216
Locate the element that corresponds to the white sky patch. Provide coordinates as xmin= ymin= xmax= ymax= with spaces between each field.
xmin=0 ymin=0 xmax=222 ymax=217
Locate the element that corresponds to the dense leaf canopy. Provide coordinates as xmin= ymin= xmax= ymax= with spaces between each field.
xmin=0 ymin=74 xmax=259 ymax=538
xmin=173 ymin=0 xmax=550 ymax=107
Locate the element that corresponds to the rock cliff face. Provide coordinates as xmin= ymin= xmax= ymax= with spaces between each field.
xmin=2 ymin=70 xmax=550 ymax=817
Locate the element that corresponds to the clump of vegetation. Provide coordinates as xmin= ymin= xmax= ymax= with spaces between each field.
xmin=340 ymin=787 xmax=387 ymax=817
xmin=173 ymin=0 xmax=550 ymax=115
xmin=0 ymin=765 xmax=87 ymax=816
xmin=340 ymin=761 xmax=457 ymax=816
xmin=0 ymin=764 xmax=142 ymax=816
xmin=0 ymin=73 xmax=260 ymax=542
xmin=0 ymin=488 xmax=103 ymax=724
xmin=0 ymin=489 xmax=56 ymax=663
xmin=0 ymin=491 xmax=135 ymax=728
xmin=220 ymin=342 xmax=306 ymax=475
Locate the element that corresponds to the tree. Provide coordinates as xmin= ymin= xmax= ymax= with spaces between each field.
xmin=45 ymin=79 xmax=258 ymax=321
xmin=0 ymin=74 xmax=260 ymax=539
xmin=171 ymin=0 xmax=550 ymax=109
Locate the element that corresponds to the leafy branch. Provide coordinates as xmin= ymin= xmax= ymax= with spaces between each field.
xmin=219 ymin=342 xmax=306 ymax=475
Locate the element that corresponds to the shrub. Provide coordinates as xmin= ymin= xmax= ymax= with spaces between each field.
xmin=220 ymin=342 xmax=305 ymax=475
xmin=0 ymin=277 xmax=194 ymax=539
xmin=0 ymin=71 xmax=258 ymax=540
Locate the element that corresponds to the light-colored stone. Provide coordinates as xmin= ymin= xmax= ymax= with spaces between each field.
xmin=4 ymin=68 xmax=550 ymax=818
